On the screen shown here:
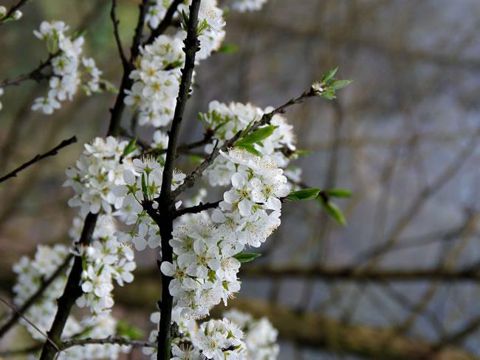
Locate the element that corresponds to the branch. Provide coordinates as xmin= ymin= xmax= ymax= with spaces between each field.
xmin=174 ymin=200 xmax=221 ymax=218
xmin=110 ymin=0 xmax=128 ymax=69
xmin=144 ymin=0 xmax=184 ymax=45
xmin=241 ymin=265 xmax=480 ymax=282
xmin=153 ymin=2 xmax=202 ymax=359
xmin=0 ymin=136 xmax=77 ymax=184
xmin=0 ymin=254 xmax=73 ymax=339
xmin=211 ymin=298 xmax=479 ymax=360
xmin=60 ymin=336 xmax=153 ymax=350
xmin=39 ymin=213 xmax=98 ymax=360
xmin=172 ymin=89 xmax=316 ymax=198
xmin=0 ymin=53 xmax=56 ymax=88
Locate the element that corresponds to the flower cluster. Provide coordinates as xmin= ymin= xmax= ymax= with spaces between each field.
xmin=144 ymin=309 xmax=279 ymax=360
xmin=161 ymin=212 xmax=243 ymax=319
xmin=12 ymin=245 xmax=128 ymax=359
xmin=126 ymin=0 xmax=225 ymax=128
xmin=113 ymin=156 xmax=185 ymax=251
xmin=201 ymin=101 xmax=297 ymax=186
xmin=158 ymin=148 xmax=289 ymax=320
xmin=224 ymin=310 xmax=279 ymax=360
xmin=32 ymin=21 xmax=103 ymax=114
xmin=64 ymin=136 xmax=136 ymax=216
xmin=70 ymin=214 xmax=136 ymax=316
xmin=229 ymin=0 xmax=268 ymax=12
xmin=125 ymin=35 xmax=184 ymax=127
xmin=194 ymin=318 xmax=245 ymax=359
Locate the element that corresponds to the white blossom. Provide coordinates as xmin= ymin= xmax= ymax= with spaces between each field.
xmin=32 ymin=21 xmax=103 ymax=114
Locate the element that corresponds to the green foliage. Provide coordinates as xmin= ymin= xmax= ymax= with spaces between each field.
xmin=234 ymin=252 xmax=261 ymax=263
xmin=287 ymin=187 xmax=350 ymax=226
xmin=311 ymin=67 xmax=352 ymax=100
xmin=319 ymin=198 xmax=347 ymax=226
xmin=236 ymin=125 xmax=277 ymax=155
xmin=116 ymin=320 xmax=144 ymax=340
xmin=324 ymin=188 xmax=352 ymax=198
xmin=122 ymin=138 xmax=137 ymax=157
xmin=287 ymin=188 xmax=321 ymax=201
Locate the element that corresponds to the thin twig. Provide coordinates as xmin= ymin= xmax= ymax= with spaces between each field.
xmin=60 ymin=336 xmax=153 ymax=350
xmin=0 ymin=136 xmax=77 ymax=184
xmin=0 ymin=53 xmax=56 ymax=88
xmin=0 ymin=298 xmax=59 ymax=352
xmin=174 ymin=200 xmax=221 ymax=218
xmin=145 ymin=0 xmax=184 ymax=45
xmin=110 ymin=0 xmax=129 ymax=69
xmin=171 ymin=89 xmax=316 ymax=198
xmin=0 ymin=254 xmax=73 ymax=339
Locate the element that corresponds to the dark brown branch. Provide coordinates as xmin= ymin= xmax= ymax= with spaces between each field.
xmin=0 ymin=136 xmax=77 ymax=184
xmin=145 ymin=0 xmax=184 ymax=45
xmin=110 ymin=0 xmax=129 ymax=69
xmin=174 ymin=200 xmax=221 ymax=218
xmin=152 ymin=2 xmax=201 ymax=359
xmin=0 ymin=254 xmax=73 ymax=339
xmin=39 ymin=213 xmax=98 ymax=360
xmin=60 ymin=336 xmax=153 ymax=350
xmin=0 ymin=53 xmax=56 ymax=88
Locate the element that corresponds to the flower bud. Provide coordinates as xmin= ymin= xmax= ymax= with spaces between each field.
xmin=12 ymin=10 xmax=22 ymax=20
xmin=0 ymin=6 xmax=7 ymax=18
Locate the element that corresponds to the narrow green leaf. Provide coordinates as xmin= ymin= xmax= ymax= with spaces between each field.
xmin=234 ymin=252 xmax=261 ymax=263
xmin=287 ymin=188 xmax=321 ymax=201
xmin=236 ymin=125 xmax=277 ymax=147
xmin=321 ymin=200 xmax=347 ymax=226
xmin=332 ymin=79 xmax=352 ymax=90
xmin=325 ymin=188 xmax=352 ymax=198
xmin=122 ymin=138 xmax=137 ymax=157
xmin=322 ymin=67 xmax=338 ymax=83
xmin=116 ymin=320 xmax=144 ymax=340
xmin=237 ymin=143 xmax=261 ymax=156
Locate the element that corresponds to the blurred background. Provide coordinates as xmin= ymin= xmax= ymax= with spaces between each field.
xmin=2 ymin=0 xmax=480 ymax=358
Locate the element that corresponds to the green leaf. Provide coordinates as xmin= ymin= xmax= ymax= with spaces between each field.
xmin=237 ymin=125 xmax=277 ymax=147
xmin=234 ymin=252 xmax=261 ymax=263
xmin=116 ymin=320 xmax=144 ymax=340
xmin=237 ymin=143 xmax=261 ymax=156
xmin=219 ymin=43 xmax=239 ymax=54
xmin=325 ymin=188 xmax=352 ymax=198
xmin=122 ymin=138 xmax=137 ymax=157
xmin=287 ymin=188 xmax=321 ymax=201
xmin=332 ymin=80 xmax=352 ymax=90
xmin=321 ymin=200 xmax=347 ymax=226
xmin=322 ymin=67 xmax=338 ymax=83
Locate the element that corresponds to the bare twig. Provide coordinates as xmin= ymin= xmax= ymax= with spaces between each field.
xmin=174 ymin=200 xmax=221 ymax=218
xmin=0 ymin=53 xmax=56 ymax=88
xmin=172 ymin=89 xmax=316 ymax=198
xmin=110 ymin=0 xmax=129 ymax=69
xmin=0 ymin=136 xmax=77 ymax=184
xmin=60 ymin=336 xmax=153 ymax=350
xmin=145 ymin=0 xmax=184 ymax=45
xmin=0 ymin=254 xmax=73 ymax=339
